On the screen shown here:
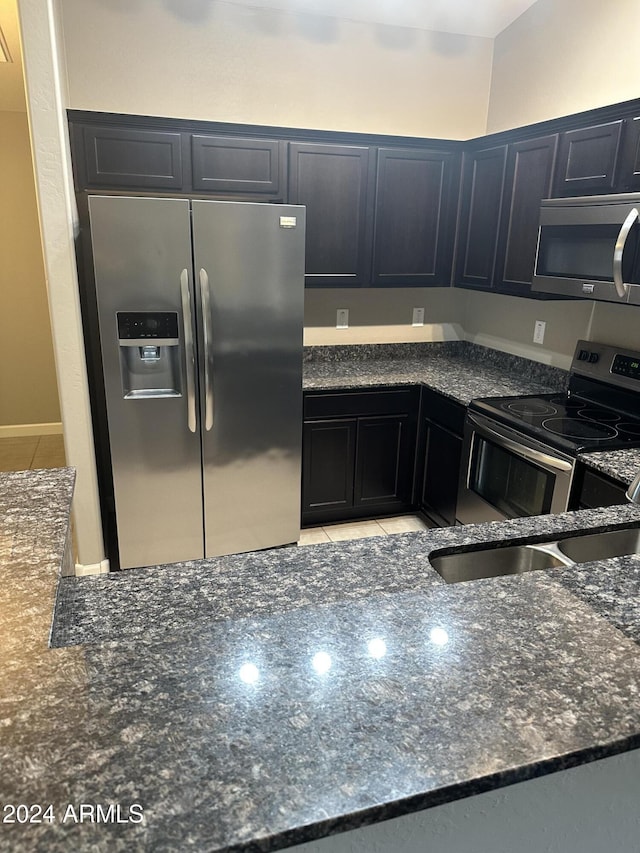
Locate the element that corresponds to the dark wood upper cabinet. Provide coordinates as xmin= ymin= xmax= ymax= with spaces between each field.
xmin=494 ymin=134 xmax=558 ymax=295
xmin=454 ymin=145 xmax=507 ymax=289
xmin=371 ymin=148 xmax=459 ymax=287
xmin=616 ymin=117 xmax=640 ymax=191
xmin=552 ymin=120 xmax=623 ymax=196
xmin=191 ymin=135 xmax=286 ymax=197
xmin=73 ymin=124 xmax=185 ymax=191
xmin=288 ymin=142 xmax=374 ymax=287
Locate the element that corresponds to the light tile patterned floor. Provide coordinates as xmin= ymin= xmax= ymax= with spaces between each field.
xmin=298 ymin=514 xmax=430 ymax=547
xmin=0 ymin=434 xmax=66 ymax=473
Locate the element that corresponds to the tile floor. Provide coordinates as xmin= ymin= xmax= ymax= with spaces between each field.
xmin=298 ymin=514 xmax=430 ymax=546
xmin=0 ymin=434 xmax=66 ymax=473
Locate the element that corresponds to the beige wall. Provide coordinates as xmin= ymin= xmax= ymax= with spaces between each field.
xmin=0 ymin=110 xmax=60 ymax=426
xmin=59 ymin=0 xmax=492 ymax=139
xmin=304 ymin=288 xmax=463 ymax=345
xmin=487 ymin=0 xmax=640 ymax=133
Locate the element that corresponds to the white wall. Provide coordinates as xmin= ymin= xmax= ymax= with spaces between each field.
xmin=58 ymin=0 xmax=493 ymax=139
xmin=487 ymin=0 xmax=640 ymax=133
xmin=18 ymin=0 xmax=106 ymax=572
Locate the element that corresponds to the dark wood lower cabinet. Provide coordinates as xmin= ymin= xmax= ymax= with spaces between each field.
xmin=302 ymin=419 xmax=357 ymax=516
xmin=421 ymin=420 xmax=463 ymax=527
xmin=569 ymin=465 xmax=628 ymax=510
xmin=354 ymin=415 xmax=415 ymax=507
xmin=302 ymin=390 xmax=418 ymax=526
xmin=418 ymin=387 xmax=466 ymax=527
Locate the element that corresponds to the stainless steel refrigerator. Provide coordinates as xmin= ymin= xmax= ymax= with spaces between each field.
xmin=88 ymin=195 xmax=305 ymax=569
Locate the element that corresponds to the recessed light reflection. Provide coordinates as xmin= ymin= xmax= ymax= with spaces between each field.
xmin=311 ymin=651 xmax=332 ymax=674
xmin=367 ymin=638 xmax=387 ymax=659
xmin=238 ymin=662 xmax=260 ymax=684
xmin=429 ymin=627 xmax=449 ymax=646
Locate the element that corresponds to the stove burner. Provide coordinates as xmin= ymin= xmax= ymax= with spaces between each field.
xmin=618 ymin=423 xmax=640 ymax=438
xmin=502 ymin=400 xmax=558 ymax=417
xmin=578 ymin=408 xmax=621 ymax=423
xmin=541 ymin=417 xmax=618 ymax=441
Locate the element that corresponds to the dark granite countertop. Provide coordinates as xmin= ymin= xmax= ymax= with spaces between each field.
xmin=302 ymin=341 xmax=567 ymax=404
xmin=3 ymin=467 xmax=640 ymax=852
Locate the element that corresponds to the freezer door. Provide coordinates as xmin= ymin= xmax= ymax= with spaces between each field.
xmin=192 ymin=201 xmax=305 ymax=556
xmin=88 ymin=195 xmax=204 ymax=569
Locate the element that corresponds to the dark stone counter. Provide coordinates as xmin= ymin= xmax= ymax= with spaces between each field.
xmin=3 ymin=466 xmax=640 ymax=852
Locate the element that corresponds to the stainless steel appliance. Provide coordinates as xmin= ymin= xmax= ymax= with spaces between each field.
xmin=457 ymin=340 xmax=640 ymax=525
xmin=532 ymin=193 xmax=640 ymax=304
xmin=88 ymin=195 xmax=305 ymax=569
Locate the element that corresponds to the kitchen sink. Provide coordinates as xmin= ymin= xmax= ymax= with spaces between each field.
xmin=430 ymin=526 xmax=640 ymax=584
xmin=430 ymin=544 xmax=571 ymax=584
xmin=556 ymin=528 xmax=640 ymax=563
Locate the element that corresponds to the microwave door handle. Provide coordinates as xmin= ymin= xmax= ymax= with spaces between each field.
xmin=613 ymin=208 xmax=639 ymax=298
xmin=180 ymin=269 xmax=197 ymax=433
xmin=467 ymin=414 xmax=573 ymax=473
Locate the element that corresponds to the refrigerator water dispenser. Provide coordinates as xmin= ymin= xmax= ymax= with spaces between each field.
xmin=116 ymin=311 xmax=182 ymax=399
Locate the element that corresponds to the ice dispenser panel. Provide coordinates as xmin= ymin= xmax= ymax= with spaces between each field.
xmin=117 ymin=311 xmax=182 ymax=399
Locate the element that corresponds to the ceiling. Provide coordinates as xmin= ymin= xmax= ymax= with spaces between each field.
xmin=0 ymin=0 xmax=25 ymax=111
xmin=221 ymin=0 xmax=540 ymax=38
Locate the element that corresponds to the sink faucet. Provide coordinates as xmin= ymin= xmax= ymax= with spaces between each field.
xmin=627 ymin=468 xmax=640 ymax=504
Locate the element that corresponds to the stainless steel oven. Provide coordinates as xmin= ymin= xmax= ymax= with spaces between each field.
xmin=456 ymin=412 xmax=574 ymax=525
xmin=455 ymin=340 xmax=640 ymax=526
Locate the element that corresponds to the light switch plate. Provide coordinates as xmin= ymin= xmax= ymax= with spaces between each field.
xmin=336 ymin=309 xmax=349 ymax=330
xmin=412 ymin=308 xmax=425 ymax=327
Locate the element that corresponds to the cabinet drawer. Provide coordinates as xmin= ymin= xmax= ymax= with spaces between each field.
xmin=304 ymin=389 xmax=416 ymax=419
xmin=421 ymin=387 xmax=466 ymax=436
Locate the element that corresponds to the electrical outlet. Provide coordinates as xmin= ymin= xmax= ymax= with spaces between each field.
xmin=412 ymin=307 xmax=425 ymax=327
xmin=336 ymin=309 xmax=349 ymax=330
xmin=533 ymin=320 xmax=546 ymax=345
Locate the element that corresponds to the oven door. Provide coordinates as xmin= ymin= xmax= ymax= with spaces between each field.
xmin=456 ymin=412 xmax=575 ymax=525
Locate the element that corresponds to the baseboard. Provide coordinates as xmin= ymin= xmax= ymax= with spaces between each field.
xmin=0 ymin=422 xmax=63 ymax=437
xmin=74 ymin=559 xmax=110 ymax=576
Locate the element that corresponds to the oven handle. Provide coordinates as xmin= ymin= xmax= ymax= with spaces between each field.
xmin=467 ymin=413 xmax=574 ymax=473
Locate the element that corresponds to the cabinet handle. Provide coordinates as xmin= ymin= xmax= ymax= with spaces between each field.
xmin=180 ymin=269 xmax=197 ymax=433
xmin=612 ymin=208 xmax=638 ymax=299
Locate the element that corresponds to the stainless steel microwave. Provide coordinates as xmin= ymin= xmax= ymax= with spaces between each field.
xmin=532 ymin=193 xmax=640 ymax=305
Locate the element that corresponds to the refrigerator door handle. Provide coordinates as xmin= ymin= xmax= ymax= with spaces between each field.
xmin=180 ymin=268 xmax=197 ymax=433
xmin=199 ymin=267 xmax=214 ymax=431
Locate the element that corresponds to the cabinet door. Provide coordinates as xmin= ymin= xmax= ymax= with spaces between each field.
xmin=302 ymin=419 xmax=357 ymax=515
xmin=553 ymin=121 xmax=623 ymax=196
xmin=354 ymin=414 xmax=416 ymax=510
xmin=288 ymin=143 xmax=374 ymax=287
xmin=570 ymin=466 xmax=628 ymax=510
xmin=495 ymin=134 xmax=558 ymax=295
xmin=191 ymin=135 xmax=286 ymax=197
xmin=72 ymin=124 xmax=184 ymax=191
xmin=616 ymin=117 xmax=640 ymax=192
xmin=372 ymin=148 xmax=458 ymax=287
xmin=454 ymin=146 xmax=507 ymax=289
xmin=420 ymin=420 xmax=463 ymax=527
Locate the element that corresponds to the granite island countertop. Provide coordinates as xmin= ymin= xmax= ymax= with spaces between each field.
xmin=3 ymin=467 xmax=640 ymax=852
